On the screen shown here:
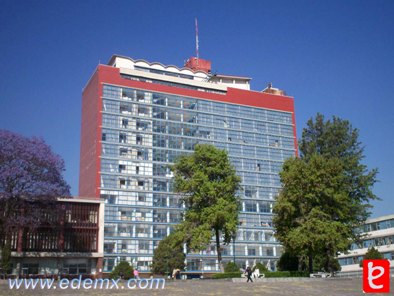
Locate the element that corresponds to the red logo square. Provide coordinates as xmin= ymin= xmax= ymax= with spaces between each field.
xmin=363 ymin=259 xmax=390 ymax=293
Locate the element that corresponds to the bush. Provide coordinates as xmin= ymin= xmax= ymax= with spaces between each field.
xmin=263 ymin=271 xmax=309 ymax=278
xmin=110 ymin=261 xmax=134 ymax=280
xmin=263 ymin=271 xmax=290 ymax=278
xmin=224 ymin=262 xmax=239 ymax=273
xmin=277 ymin=251 xmax=299 ymax=271
xmin=151 ymin=233 xmax=185 ymax=275
xmin=212 ymin=272 xmax=242 ymax=279
xmin=253 ymin=262 xmax=268 ymax=273
xmin=360 ymin=247 xmax=383 ymax=267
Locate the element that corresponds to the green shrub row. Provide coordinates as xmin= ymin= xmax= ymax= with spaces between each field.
xmin=212 ymin=272 xmax=242 ymax=279
xmin=212 ymin=271 xmax=309 ymax=279
xmin=263 ymin=271 xmax=308 ymax=278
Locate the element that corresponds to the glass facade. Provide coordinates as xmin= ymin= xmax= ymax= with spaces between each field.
xmin=339 ymin=216 xmax=394 ymax=268
xmin=100 ymin=84 xmax=296 ymax=272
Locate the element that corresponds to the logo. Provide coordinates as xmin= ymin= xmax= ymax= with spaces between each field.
xmin=363 ymin=259 xmax=390 ymax=293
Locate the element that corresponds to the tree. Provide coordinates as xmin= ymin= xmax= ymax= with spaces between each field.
xmin=277 ymin=251 xmax=299 ymax=271
xmin=252 ymin=262 xmax=268 ymax=273
xmin=0 ymin=130 xmax=70 ymax=272
xmin=299 ymin=113 xmax=378 ymax=222
xmin=359 ymin=247 xmax=383 ymax=267
xmin=151 ymin=233 xmax=185 ymax=275
xmin=110 ymin=261 xmax=134 ymax=279
xmin=273 ymin=114 xmax=378 ymax=273
xmin=171 ymin=144 xmax=241 ymax=271
xmin=224 ymin=261 xmax=239 ymax=273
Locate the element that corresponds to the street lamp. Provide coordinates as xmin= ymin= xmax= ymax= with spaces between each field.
xmin=232 ymin=234 xmax=236 ymax=264
xmin=200 ymin=258 xmax=204 ymax=279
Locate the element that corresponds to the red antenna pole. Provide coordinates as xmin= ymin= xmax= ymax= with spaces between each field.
xmin=195 ymin=17 xmax=199 ymax=62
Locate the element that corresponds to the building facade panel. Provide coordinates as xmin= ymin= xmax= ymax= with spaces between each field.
xmin=8 ymin=199 xmax=104 ymax=277
xmin=338 ymin=214 xmax=394 ymax=274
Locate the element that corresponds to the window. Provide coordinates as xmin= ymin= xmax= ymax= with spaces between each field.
xmin=136 ymin=166 xmax=140 ymax=175
xmin=102 ymin=133 xmax=106 ymax=141
xmin=137 ymin=149 xmax=146 ymax=160
xmin=119 ymin=133 xmax=127 ymax=143
xmin=138 ymin=193 xmax=146 ymax=202
xmin=22 ymin=263 xmax=39 ymax=275
xmin=248 ymin=248 xmax=256 ymax=256
xmin=119 ymin=165 xmax=126 ymax=173
xmin=245 ymin=201 xmax=257 ymax=212
xmin=138 ymin=180 xmax=144 ymax=187
xmin=122 ymin=119 xmax=128 ymax=128
xmin=120 ymin=148 xmax=129 ymax=156
xmin=136 ymin=135 xmax=143 ymax=145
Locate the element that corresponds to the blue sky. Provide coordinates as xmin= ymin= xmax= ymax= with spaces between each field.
xmin=1 ymin=0 xmax=393 ymax=218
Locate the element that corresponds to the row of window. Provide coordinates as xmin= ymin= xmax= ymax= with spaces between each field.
xmin=101 ymin=186 xmax=279 ymax=204
xmin=100 ymin=172 xmax=281 ymax=191
xmin=102 ymin=192 xmax=182 ymax=207
xmin=350 ymin=234 xmax=394 ymax=250
xmin=104 ymin=208 xmax=182 ymax=224
xmin=101 ymin=135 xmax=293 ymax=163
xmin=103 ymin=102 xmax=293 ymax=139
xmin=339 ymin=251 xmax=394 ymax=266
xmin=103 ymin=85 xmax=293 ymax=124
xmin=103 ymin=114 xmax=294 ymax=149
xmin=359 ymin=219 xmax=394 ymax=233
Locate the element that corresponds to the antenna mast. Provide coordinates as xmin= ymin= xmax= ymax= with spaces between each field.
xmin=195 ymin=17 xmax=199 ymax=63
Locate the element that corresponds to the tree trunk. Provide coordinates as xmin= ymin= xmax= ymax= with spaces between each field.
xmin=215 ymin=228 xmax=223 ymax=272
xmin=308 ymin=253 xmax=313 ymax=274
xmin=1 ymin=234 xmax=12 ymax=274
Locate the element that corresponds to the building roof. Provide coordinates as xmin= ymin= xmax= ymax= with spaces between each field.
xmin=213 ymin=73 xmax=252 ymax=81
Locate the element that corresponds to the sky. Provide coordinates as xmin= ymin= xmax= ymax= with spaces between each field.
xmin=0 ymin=0 xmax=393 ymax=218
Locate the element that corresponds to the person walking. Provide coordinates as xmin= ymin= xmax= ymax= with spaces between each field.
xmin=133 ymin=268 xmax=140 ymax=280
xmin=245 ymin=266 xmax=253 ymax=283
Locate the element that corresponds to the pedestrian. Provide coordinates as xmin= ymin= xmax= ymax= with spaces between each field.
xmin=245 ymin=266 xmax=253 ymax=283
xmin=134 ymin=268 xmax=140 ymax=280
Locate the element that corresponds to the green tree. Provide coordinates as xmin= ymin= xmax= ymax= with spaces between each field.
xmin=359 ymin=247 xmax=383 ymax=267
xmin=110 ymin=261 xmax=134 ymax=280
xmin=277 ymin=251 xmax=299 ymax=271
xmin=224 ymin=262 xmax=239 ymax=273
xmin=151 ymin=233 xmax=185 ymax=275
xmin=273 ymin=114 xmax=378 ymax=273
xmin=299 ymin=113 xmax=378 ymax=222
xmin=253 ymin=262 xmax=269 ymax=273
xmin=171 ymin=144 xmax=241 ymax=271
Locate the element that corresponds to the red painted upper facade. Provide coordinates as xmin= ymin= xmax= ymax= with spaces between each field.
xmin=79 ymin=63 xmax=298 ymax=198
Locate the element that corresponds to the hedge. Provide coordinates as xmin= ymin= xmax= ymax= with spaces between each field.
xmin=212 ymin=272 xmax=242 ymax=279
xmin=211 ymin=271 xmax=308 ymax=279
xmin=264 ymin=271 xmax=309 ymax=278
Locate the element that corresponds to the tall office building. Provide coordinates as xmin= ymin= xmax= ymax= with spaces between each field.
xmin=79 ymin=55 xmax=297 ymax=273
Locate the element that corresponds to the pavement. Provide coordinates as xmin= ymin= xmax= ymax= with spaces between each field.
xmin=1 ymin=277 xmax=393 ymax=296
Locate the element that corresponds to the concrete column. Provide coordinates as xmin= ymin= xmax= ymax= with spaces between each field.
xmin=17 ymin=227 xmax=23 ymax=252
xmin=96 ymin=257 xmax=103 ymax=278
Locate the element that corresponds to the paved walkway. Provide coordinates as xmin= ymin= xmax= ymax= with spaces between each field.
xmin=1 ymin=278 xmax=392 ymax=296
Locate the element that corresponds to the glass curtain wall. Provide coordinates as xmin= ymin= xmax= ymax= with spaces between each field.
xmin=101 ymin=85 xmax=295 ymax=272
